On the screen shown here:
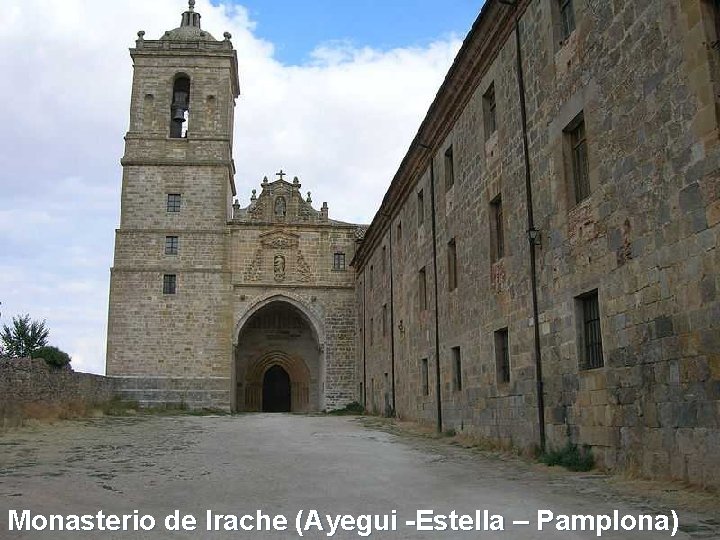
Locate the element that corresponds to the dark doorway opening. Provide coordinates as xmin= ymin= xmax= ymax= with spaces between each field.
xmin=262 ymin=365 xmax=291 ymax=412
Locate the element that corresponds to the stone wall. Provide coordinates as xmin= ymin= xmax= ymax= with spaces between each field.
xmin=355 ymin=0 xmax=720 ymax=488
xmin=0 ymin=358 xmax=116 ymax=426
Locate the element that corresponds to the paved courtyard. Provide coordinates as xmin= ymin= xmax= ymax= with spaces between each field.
xmin=0 ymin=414 xmax=718 ymax=539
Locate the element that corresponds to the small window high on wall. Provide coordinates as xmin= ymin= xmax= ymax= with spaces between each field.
xmin=170 ymin=74 xmax=191 ymax=138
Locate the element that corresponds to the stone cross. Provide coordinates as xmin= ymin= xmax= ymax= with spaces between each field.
xmin=276 ymin=170 xmax=287 ymax=181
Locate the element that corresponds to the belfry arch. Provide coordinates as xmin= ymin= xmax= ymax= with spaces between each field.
xmin=233 ymin=297 xmax=323 ymax=413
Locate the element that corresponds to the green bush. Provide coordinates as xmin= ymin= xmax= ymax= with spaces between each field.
xmin=31 ymin=345 xmax=72 ymax=368
xmin=540 ymin=442 xmax=595 ymax=472
xmin=327 ymin=401 xmax=365 ymax=415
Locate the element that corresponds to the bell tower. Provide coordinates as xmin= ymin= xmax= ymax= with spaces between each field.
xmin=107 ymin=1 xmax=240 ymax=408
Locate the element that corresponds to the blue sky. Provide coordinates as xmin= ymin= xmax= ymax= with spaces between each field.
xmin=232 ymin=0 xmax=482 ymax=65
xmin=0 ymin=0 xmax=483 ymax=374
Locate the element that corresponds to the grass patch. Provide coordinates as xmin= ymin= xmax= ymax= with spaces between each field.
xmin=101 ymin=398 xmax=140 ymax=416
xmin=539 ymin=442 xmax=595 ymax=472
xmin=326 ymin=401 xmax=365 ymax=416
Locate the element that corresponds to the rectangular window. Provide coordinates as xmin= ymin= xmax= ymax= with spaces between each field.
xmin=447 ymin=238 xmax=457 ymax=291
xmin=566 ymin=113 xmax=590 ymax=203
xmin=495 ymin=328 xmax=510 ymax=384
xmin=452 ymin=346 xmax=462 ymax=392
xmin=417 ymin=189 xmax=425 ymax=226
xmin=382 ymin=304 xmax=388 ymax=337
xmin=701 ymin=0 xmax=720 ymax=49
xmin=165 ymin=235 xmax=179 ymax=255
xmin=162 ymin=274 xmax=177 ymax=295
xmin=382 ymin=245 xmax=387 ymax=274
xmin=333 ymin=252 xmax=346 ymax=271
xmin=370 ymin=265 xmax=374 ymax=289
xmin=579 ymin=290 xmax=604 ymax=369
xmin=166 ymin=193 xmax=181 ymax=212
xmin=559 ymin=0 xmax=576 ymax=41
xmin=483 ymin=83 xmax=497 ymax=138
xmin=397 ymin=221 xmax=402 ymax=242
xmin=421 ymin=358 xmax=429 ymax=396
xmin=370 ymin=317 xmax=374 ymax=345
xmin=418 ymin=267 xmax=427 ymax=311
xmin=490 ymin=195 xmax=504 ymax=262
xmin=444 ymin=145 xmax=454 ymax=191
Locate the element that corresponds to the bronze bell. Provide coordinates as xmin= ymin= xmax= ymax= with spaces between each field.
xmin=172 ymin=107 xmax=186 ymax=123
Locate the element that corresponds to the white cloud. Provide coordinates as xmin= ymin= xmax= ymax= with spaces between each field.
xmin=0 ymin=0 xmax=461 ymax=373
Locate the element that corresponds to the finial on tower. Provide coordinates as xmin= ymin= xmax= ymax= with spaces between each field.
xmin=180 ymin=0 xmax=201 ymax=29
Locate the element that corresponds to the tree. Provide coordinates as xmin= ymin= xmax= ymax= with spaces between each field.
xmin=31 ymin=346 xmax=72 ymax=368
xmin=0 ymin=314 xmax=50 ymax=358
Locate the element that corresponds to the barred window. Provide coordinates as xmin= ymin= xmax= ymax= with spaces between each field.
xmin=163 ymin=274 xmax=177 ymax=295
xmin=418 ymin=267 xmax=427 ymax=311
xmin=490 ymin=195 xmax=504 ymax=262
xmin=495 ymin=328 xmax=510 ymax=384
xmin=333 ymin=252 xmax=346 ymax=271
xmin=483 ymin=83 xmax=497 ymax=138
xmin=452 ymin=347 xmax=462 ymax=392
xmin=447 ymin=238 xmax=457 ymax=291
xmin=566 ymin=113 xmax=590 ymax=203
xmin=382 ymin=304 xmax=388 ymax=337
xmin=444 ymin=145 xmax=454 ymax=191
xmin=559 ymin=0 xmax=576 ymax=41
xmin=417 ymin=189 xmax=425 ymax=227
xmin=167 ymin=193 xmax=182 ymax=212
xmin=579 ymin=291 xmax=604 ymax=369
xmin=421 ymin=358 xmax=429 ymax=396
xmin=165 ymin=236 xmax=179 ymax=255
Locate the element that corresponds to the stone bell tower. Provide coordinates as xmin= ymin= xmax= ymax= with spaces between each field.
xmin=106 ymin=1 xmax=240 ymax=408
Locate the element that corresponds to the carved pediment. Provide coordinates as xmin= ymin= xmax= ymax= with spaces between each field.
xmin=259 ymin=230 xmax=300 ymax=250
xmin=232 ymin=173 xmax=330 ymax=224
xmin=242 ymin=229 xmax=313 ymax=283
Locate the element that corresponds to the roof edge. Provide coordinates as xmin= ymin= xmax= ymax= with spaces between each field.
xmin=352 ymin=0 xmax=527 ymax=271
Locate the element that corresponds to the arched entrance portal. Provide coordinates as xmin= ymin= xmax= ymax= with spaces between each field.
xmin=234 ymin=300 xmax=320 ymax=412
xmin=262 ymin=365 xmax=291 ymax=412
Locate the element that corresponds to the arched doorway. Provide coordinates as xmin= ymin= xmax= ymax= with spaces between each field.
xmin=234 ymin=300 xmax=320 ymax=412
xmin=262 ymin=365 xmax=291 ymax=412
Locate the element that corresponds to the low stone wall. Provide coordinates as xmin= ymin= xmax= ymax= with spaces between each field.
xmin=113 ymin=376 xmax=231 ymax=410
xmin=0 ymin=357 xmax=116 ymax=427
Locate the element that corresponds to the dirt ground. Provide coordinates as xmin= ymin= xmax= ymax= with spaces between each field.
xmin=0 ymin=414 xmax=718 ymax=539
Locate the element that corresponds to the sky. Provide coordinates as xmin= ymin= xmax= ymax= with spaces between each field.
xmin=0 ymin=0 xmax=483 ymax=374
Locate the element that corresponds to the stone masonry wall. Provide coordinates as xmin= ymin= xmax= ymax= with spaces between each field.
xmin=357 ymin=0 xmax=720 ymax=488
xmin=0 ymin=358 xmax=116 ymax=426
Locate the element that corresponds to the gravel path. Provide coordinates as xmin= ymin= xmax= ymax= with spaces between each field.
xmin=0 ymin=414 xmax=718 ymax=539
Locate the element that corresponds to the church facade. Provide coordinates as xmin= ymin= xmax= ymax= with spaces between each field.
xmin=106 ymin=2 xmax=359 ymax=412
xmin=107 ymin=1 xmax=720 ymax=487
